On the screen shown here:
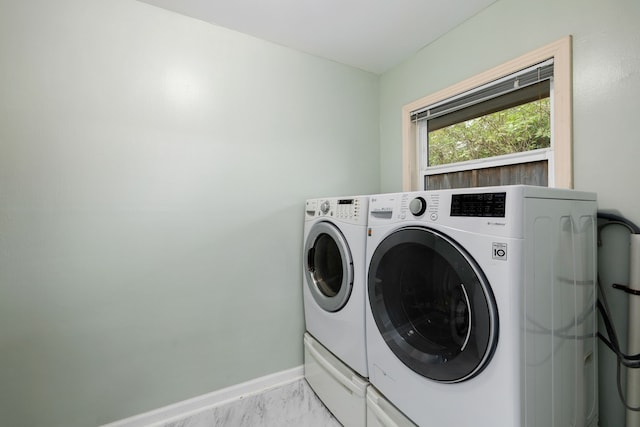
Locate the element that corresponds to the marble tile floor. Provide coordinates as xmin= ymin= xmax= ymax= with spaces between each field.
xmin=158 ymin=379 xmax=341 ymax=427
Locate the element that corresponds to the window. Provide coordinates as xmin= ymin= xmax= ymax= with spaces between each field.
xmin=401 ymin=37 xmax=572 ymax=191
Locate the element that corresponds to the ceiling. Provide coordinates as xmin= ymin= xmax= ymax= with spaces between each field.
xmin=138 ymin=0 xmax=496 ymax=74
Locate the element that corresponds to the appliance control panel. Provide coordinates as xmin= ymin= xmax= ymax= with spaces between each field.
xmin=367 ymin=188 xmax=526 ymax=239
xmin=369 ymin=191 xmax=507 ymax=222
xmin=401 ymin=192 xmax=441 ymax=221
xmin=450 ymin=192 xmax=506 ymax=217
xmin=305 ymin=197 xmax=366 ymax=224
xmin=369 ymin=192 xmax=442 ymax=222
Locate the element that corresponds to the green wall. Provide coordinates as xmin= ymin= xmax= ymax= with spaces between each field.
xmin=0 ymin=1 xmax=379 ymax=426
xmin=379 ymin=0 xmax=640 ymax=425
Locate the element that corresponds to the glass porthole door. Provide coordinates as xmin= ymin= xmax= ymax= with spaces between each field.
xmin=368 ymin=227 xmax=498 ymax=383
xmin=305 ymin=222 xmax=354 ymax=312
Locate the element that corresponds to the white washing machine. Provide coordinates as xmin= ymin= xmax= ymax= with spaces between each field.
xmin=365 ymin=186 xmax=599 ymax=427
xmin=303 ymin=195 xmax=369 ymax=377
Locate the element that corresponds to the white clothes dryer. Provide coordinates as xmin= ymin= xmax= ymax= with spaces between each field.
xmin=303 ymin=196 xmax=369 ymax=377
xmin=365 ymin=186 xmax=598 ymax=427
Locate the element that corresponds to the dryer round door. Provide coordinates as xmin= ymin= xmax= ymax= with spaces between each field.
xmin=368 ymin=226 xmax=498 ymax=383
xmin=304 ymin=221 xmax=354 ymax=312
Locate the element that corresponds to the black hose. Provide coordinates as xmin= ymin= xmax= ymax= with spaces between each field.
xmin=598 ymin=211 xmax=640 ymax=234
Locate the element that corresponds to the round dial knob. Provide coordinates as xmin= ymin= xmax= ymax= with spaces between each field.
xmin=320 ymin=201 xmax=331 ymax=214
xmin=409 ymin=197 xmax=427 ymax=216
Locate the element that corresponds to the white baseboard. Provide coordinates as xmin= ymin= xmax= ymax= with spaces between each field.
xmin=101 ymin=366 xmax=304 ymax=427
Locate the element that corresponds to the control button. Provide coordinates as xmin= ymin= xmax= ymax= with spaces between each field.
xmin=430 ymin=213 xmax=438 ymax=221
xmin=409 ymin=197 xmax=427 ymax=216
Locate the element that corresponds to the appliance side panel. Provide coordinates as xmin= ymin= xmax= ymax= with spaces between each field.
xmin=524 ymin=197 xmax=597 ymax=427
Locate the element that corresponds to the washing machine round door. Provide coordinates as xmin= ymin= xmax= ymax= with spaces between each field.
xmin=368 ymin=226 xmax=498 ymax=383
xmin=304 ymin=222 xmax=354 ymax=312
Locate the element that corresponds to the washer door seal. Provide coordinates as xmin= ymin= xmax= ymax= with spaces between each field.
xmin=368 ymin=226 xmax=499 ymax=383
xmin=305 ymin=221 xmax=354 ymax=312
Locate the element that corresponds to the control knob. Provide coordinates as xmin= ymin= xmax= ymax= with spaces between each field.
xmin=409 ymin=197 xmax=427 ymax=216
xmin=320 ymin=201 xmax=331 ymax=214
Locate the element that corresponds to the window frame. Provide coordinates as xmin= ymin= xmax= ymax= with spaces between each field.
xmin=401 ymin=36 xmax=572 ymax=191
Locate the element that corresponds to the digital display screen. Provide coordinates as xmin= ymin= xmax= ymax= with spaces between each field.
xmin=450 ymin=192 xmax=506 ymax=217
xmin=338 ymin=199 xmax=354 ymax=205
